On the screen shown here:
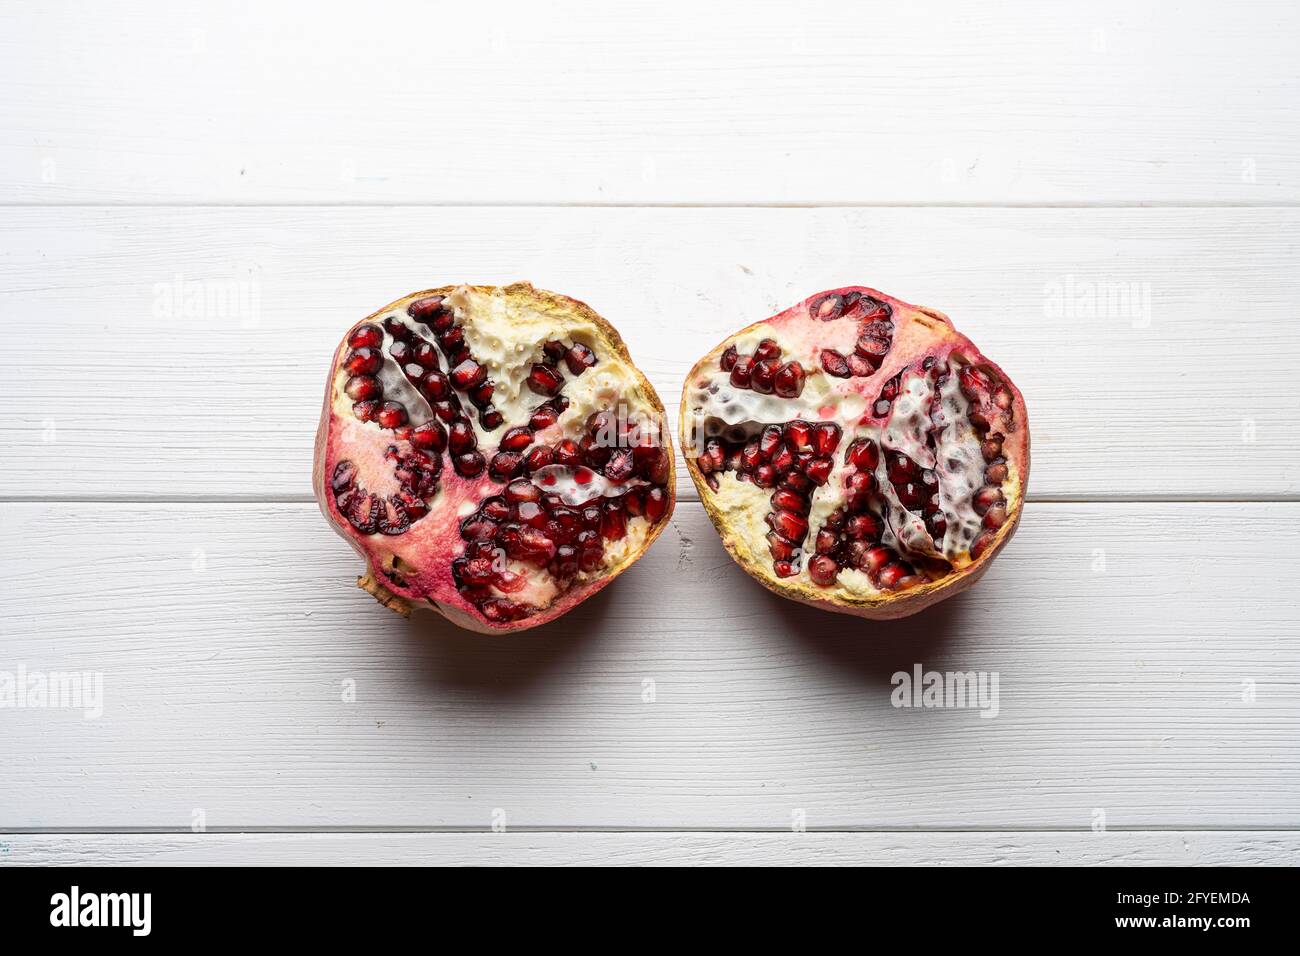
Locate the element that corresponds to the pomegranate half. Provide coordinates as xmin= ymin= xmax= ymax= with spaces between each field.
xmin=313 ymin=282 xmax=675 ymax=633
xmin=680 ymin=286 xmax=1029 ymax=619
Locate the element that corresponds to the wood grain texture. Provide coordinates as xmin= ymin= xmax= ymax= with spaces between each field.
xmin=3 ymin=206 xmax=1297 ymax=500
xmin=3 ymin=831 xmax=1296 ymax=867
xmin=1 ymin=501 xmax=1296 ymax=829
xmin=1 ymin=1 xmax=1297 ymax=204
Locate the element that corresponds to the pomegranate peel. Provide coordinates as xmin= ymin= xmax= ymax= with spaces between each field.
xmin=680 ymin=286 xmax=1029 ymax=620
xmin=314 ymin=282 xmax=676 ymax=633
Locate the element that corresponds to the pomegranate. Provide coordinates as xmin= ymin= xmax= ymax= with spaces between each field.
xmin=680 ymin=286 xmax=1029 ymax=619
xmin=313 ymin=282 xmax=675 ymax=632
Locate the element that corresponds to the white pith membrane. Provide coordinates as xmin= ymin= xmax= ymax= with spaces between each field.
xmin=683 ymin=295 xmax=1024 ymax=601
xmin=322 ymin=283 xmax=671 ymax=628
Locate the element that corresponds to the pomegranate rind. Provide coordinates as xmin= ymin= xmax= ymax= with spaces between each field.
xmin=313 ymin=282 xmax=677 ymax=633
xmin=679 ymin=286 xmax=1029 ymax=620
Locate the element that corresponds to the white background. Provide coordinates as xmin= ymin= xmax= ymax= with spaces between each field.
xmin=1 ymin=0 xmax=1298 ymax=865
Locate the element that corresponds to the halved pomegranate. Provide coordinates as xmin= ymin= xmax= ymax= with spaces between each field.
xmin=680 ymin=286 xmax=1029 ymax=619
xmin=313 ymin=282 xmax=675 ymax=633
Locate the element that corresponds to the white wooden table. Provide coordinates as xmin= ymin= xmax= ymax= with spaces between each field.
xmin=2 ymin=0 xmax=1298 ymax=866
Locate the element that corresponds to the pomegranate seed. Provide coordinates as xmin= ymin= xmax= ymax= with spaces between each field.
xmin=751 ymin=358 xmax=779 ymax=394
xmin=633 ymin=445 xmax=669 ymax=483
xmin=644 ymin=486 xmax=668 ymax=522
xmin=758 ymin=425 xmax=783 ymax=459
xmin=519 ymin=527 xmax=556 ymax=563
xmin=344 ymin=348 xmax=382 ymax=376
xmin=529 ymin=404 xmax=560 ymax=431
xmin=729 ymin=356 xmax=753 ymax=388
xmin=448 ymin=421 xmax=476 ymax=454
xmin=470 ymin=382 xmax=495 ymax=408
xmin=406 ymin=296 xmax=445 ymax=322
xmin=345 ymin=375 xmax=381 ymax=401
xmin=542 ymin=340 xmax=568 ymax=362
xmin=846 ymin=353 xmax=874 ymax=377
xmin=564 ymin=343 xmax=597 ymax=375
xmin=785 ymin=420 xmax=813 ymax=452
xmin=972 ymin=486 xmax=1003 ymax=515
xmin=858 ymin=297 xmax=891 ymax=322
xmin=846 ymin=514 xmax=880 ymax=539
xmin=348 ymin=492 xmax=381 ymax=534
xmin=813 ymin=422 xmax=842 ymax=456
xmin=845 ymin=439 xmax=879 ymax=471
xmin=753 ymin=464 xmax=777 ymax=487
xmin=820 ymin=349 xmax=850 ymax=378
xmin=554 ymin=439 xmax=582 ymax=467
xmin=527 ymin=363 xmax=563 ymax=396
xmin=768 ymin=510 xmax=809 ymax=542
xmin=773 ymin=361 xmax=805 ymax=399
xmin=382 ymin=317 xmax=411 ymax=341
xmin=605 ymin=448 xmax=635 ymax=482
xmin=861 ymin=546 xmax=891 ymax=574
xmin=502 ymin=478 xmax=539 ymax=504
xmin=524 ymin=445 xmax=555 ymax=473
xmin=983 ymin=502 xmax=1008 ymax=530
xmin=388 ymin=340 xmax=412 ymax=365
xmin=982 ymin=435 xmax=1004 ymax=461
xmin=409 ymin=421 xmax=447 ymax=453
xmin=876 ymin=563 xmax=907 ymax=590
xmin=720 ymin=345 xmax=738 ymax=371
xmin=873 ymin=399 xmax=892 ymax=417
xmin=496 ymin=426 xmax=533 ymax=452
xmin=808 ymin=555 xmax=839 ymax=586
xmin=970 ymin=530 xmax=995 ymax=559
xmin=376 ymin=402 xmax=408 ymax=429
xmin=782 ymin=471 xmax=812 ymax=495
xmin=814 ymin=529 xmax=839 ymax=554
xmin=767 ymin=531 xmax=800 ymax=561
xmin=887 ymin=453 xmax=918 ymax=483
xmin=417 ymin=370 xmax=449 ymax=400
xmin=450 ymin=359 xmax=486 ymax=390
xmin=810 ymin=293 xmax=844 ymax=321
xmin=331 ymin=460 xmax=357 ymax=492
xmin=494 ymin=569 xmax=528 ymax=593
xmin=773 ymin=560 xmax=799 ymax=577
xmin=771 ymin=488 xmax=809 ymax=515
xmin=601 ymin=503 xmax=628 ymax=541
xmin=985 ymin=461 xmax=1009 ymax=484
xmin=440 ymin=325 xmax=465 ymax=351
xmin=855 ymin=334 xmax=890 ymax=362
xmin=754 ymin=338 xmax=782 ymax=363
xmin=770 ymin=446 xmax=795 ymax=473
xmin=802 ymin=457 xmax=833 ymax=485
xmin=739 ymin=442 xmax=763 ymax=471
xmin=348 ymin=324 xmax=383 ymax=349
xmin=845 ymin=470 xmax=877 ymax=498
xmin=489 ymin=452 xmax=523 ymax=481
xmin=453 ymin=451 xmax=486 ymax=477
xmin=514 ymin=500 xmax=546 ymax=528
xmin=377 ymin=496 xmax=411 ymax=535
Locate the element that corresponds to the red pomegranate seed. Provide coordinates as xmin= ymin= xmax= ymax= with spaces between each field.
xmin=771 ymin=488 xmax=809 ymax=515
xmin=352 ymin=400 xmax=379 ymax=422
xmin=861 ymin=546 xmax=891 ymax=573
xmin=644 ymin=486 xmax=668 ymax=522
xmin=808 ymin=555 xmax=839 ymax=586
xmin=345 ymin=375 xmax=381 ymax=401
xmin=751 ymin=358 xmax=779 ymax=394
xmin=846 ymin=438 xmax=879 ymax=471
xmin=876 ymin=563 xmax=907 ymax=590
xmin=564 ymin=343 xmax=597 ymax=375
xmin=529 ymin=404 xmax=560 ymax=431
xmin=983 ymin=502 xmax=1008 ymax=529
xmin=382 ymin=317 xmax=411 ymax=341
xmin=985 ymin=461 xmax=1009 ymax=484
xmin=440 ymin=325 xmax=465 ymax=352
xmin=406 ymin=296 xmax=444 ymax=321
xmin=887 ymin=452 xmax=918 ymax=483
xmin=855 ymin=333 xmax=890 ymax=362
xmin=758 ymin=425 xmax=783 ymax=459
xmin=846 ymin=514 xmax=880 ymax=539
xmin=846 ymin=353 xmax=874 ymax=377
xmin=450 ymin=359 xmax=486 ymax=390
xmin=453 ymin=451 xmax=486 ymax=477
xmin=773 ymin=560 xmax=798 ymax=577
xmin=633 ymin=445 xmax=669 ymax=483
xmin=785 ymin=420 xmax=813 ymax=452
xmin=773 ymin=361 xmax=805 ymax=398
xmin=601 ymin=503 xmax=627 ymax=541
xmin=542 ymin=340 xmax=567 ymax=362
xmin=496 ymin=426 xmax=533 ymax=452
xmin=489 ymin=452 xmax=523 ymax=481
xmin=448 ymin=421 xmax=476 ymax=454
xmin=524 ymin=445 xmax=555 ymax=473
xmin=504 ymin=478 xmax=541 ymax=504
xmin=768 ymin=510 xmax=809 ymax=542
xmin=554 ymin=439 xmax=582 ymax=467
xmin=814 ymin=529 xmax=838 ymax=554
xmin=970 ymin=530 xmax=995 ymax=559
xmin=767 ymin=531 xmax=800 ymax=561
xmin=810 ymin=293 xmax=844 ymax=320
xmin=376 ymin=402 xmax=408 ymax=429
xmin=527 ymin=363 xmax=563 ymax=396
xmin=813 ymin=422 xmax=842 ymax=456
xmin=720 ymin=345 xmax=739 ymax=371
xmin=739 ymin=442 xmax=763 ymax=471
xmin=409 ymin=420 xmax=447 ymax=452
xmin=348 ymin=324 xmax=383 ymax=349
xmin=803 ymin=456 xmax=833 ymax=486
xmin=820 ymin=349 xmax=850 ymax=378
xmin=729 ymin=356 xmax=754 ymax=388
xmin=344 ymin=348 xmax=382 ymax=376
xmin=605 ymin=448 xmax=635 ymax=482
xmin=753 ymin=464 xmax=777 ymax=487
xmin=754 ymin=338 xmax=782 ymax=363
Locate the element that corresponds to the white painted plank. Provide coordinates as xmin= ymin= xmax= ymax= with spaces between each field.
xmin=1 ymin=501 xmax=1296 ymax=829
xmin=1 ymin=1 xmax=1296 ymax=205
xmin=3 ymin=831 xmax=1296 ymax=867
xmin=2 ymin=206 xmax=1297 ymax=500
